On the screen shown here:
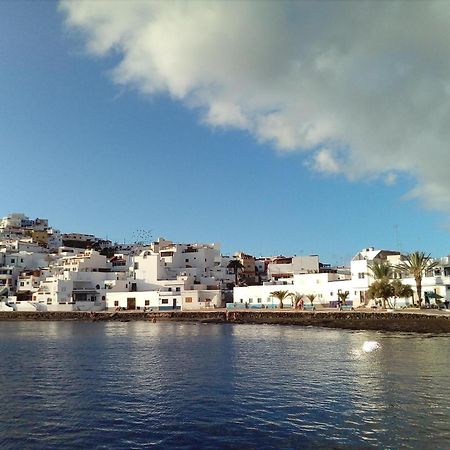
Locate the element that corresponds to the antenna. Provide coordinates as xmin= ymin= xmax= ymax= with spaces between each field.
xmin=393 ymin=224 xmax=402 ymax=252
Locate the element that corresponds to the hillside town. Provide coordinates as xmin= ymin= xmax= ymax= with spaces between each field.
xmin=0 ymin=212 xmax=449 ymax=313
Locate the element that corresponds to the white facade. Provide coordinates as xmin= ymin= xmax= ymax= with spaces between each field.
xmin=234 ymin=272 xmax=353 ymax=308
xmin=234 ymin=248 xmax=450 ymax=309
xmin=130 ymin=242 xmax=229 ymax=287
xmin=267 ymin=255 xmax=320 ymax=279
xmin=8 ymin=250 xmax=122 ymax=311
xmin=182 ymin=289 xmax=221 ymax=310
xmin=106 ymin=291 xmax=162 ymax=310
xmin=0 ymin=213 xmax=28 ymax=229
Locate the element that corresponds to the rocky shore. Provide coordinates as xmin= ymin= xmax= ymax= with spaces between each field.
xmin=0 ymin=310 xmax=449 ymax=333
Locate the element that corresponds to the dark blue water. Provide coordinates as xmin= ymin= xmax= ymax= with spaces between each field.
xmin=0 ymin=322 xmax=449 ymax=449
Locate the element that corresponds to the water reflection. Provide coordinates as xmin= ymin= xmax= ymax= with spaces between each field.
xmin=0 ymin=322 xmax=448 ymax=449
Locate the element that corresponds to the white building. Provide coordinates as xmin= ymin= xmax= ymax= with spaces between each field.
xmin=7 ymin=249 xmax=124 ymax=311
xmin=234 ymin=272 xmax=352 ymax=308
xmin=234 ymin=247 xmax=450 ymax=309
xmin=350 ymin=248 xmax=402 ymax=307
xmin=267 ymin=255 xmax=320 ymax=280
xmin=103 ymin=238 xmax=230 ymax=311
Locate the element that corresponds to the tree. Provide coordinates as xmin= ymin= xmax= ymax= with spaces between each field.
xmin=367 ymin=260 xmax=394 ymax=309
xmin=227 ymin=259 xmax=244 ymax=286
xmin=271 ymin=290 xmax=290 ymax=309
xmin=289 ymin=292 xmax=304 ymax=309
xmin=306 ymin=294 xmax=316 ymax=306
xmin=368 ymin=260 xmax=394 ymax=280
xmin=337 ymin=291 xmax=349 ymax=306
xmin=391 ymin=279 xmax=414 ymax=308
xmin=396 ymin=252 xmax=438 ymax=307
xmin=367 ymin=279 xmax=394 ymax=308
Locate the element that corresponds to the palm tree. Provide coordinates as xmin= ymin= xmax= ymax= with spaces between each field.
xmin=337 ymin=291 xmax=349 ymax=306
xmin=289 ymin=292 xmax=304 ymax=309
xmin=306 ymin=294 xmax=316 ymax=306
xmin=367 ymin=279 xmax=394 ymax=308
xmin=391 ymin=279 xmax=414 ymax=308
xmin=227 ymin=259 xmax=244 ymax=286
xmin=396 ymin=252 xmax=438 ymax=307
xmin=368 ymin=260 xmax=393 ymax=279
xmin=367 ymin=260 xmax=395 ymax=309
xmin=271 ymin=290 xmax=290 ymax=309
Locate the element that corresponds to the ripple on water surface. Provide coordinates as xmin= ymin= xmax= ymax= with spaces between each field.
xmin=0 ymin=322 xmax=449 ymax=449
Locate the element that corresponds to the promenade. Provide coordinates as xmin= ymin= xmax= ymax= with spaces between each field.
xmin=0 ymin=309 xmax=449 ymax=333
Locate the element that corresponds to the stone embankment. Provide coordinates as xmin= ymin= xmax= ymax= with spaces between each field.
xmin=0 ymin=310 xmax=449 ymax=333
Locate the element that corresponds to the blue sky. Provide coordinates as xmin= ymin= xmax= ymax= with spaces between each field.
xmin=1 ymin=1 xmax=448 ymax=264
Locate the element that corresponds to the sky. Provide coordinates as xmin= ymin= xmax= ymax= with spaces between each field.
xmin=0 ymin=1 xmax=449 ymax=264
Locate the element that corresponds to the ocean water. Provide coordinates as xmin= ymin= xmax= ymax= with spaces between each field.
xmin=0 ymin=321 xmax=449 ymax=449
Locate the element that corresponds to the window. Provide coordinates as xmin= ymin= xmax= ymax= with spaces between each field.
xmin=249 ymin=298 xmax=253 ymax=303
xmin=145 ymin=300 xmax=150 ymax=306
xmin=358 ymin=273 xmax=365 ymax=279
xmin=330 ymin=292 xmax=333 ymax=296
xmin=134 ymin=262 xmax=139 ymax=269
xmin=176 ymin=287 xmax=180 ymax=292
xmin=168 ymin=287 xmax=172 ymax=292
xmin=114 ymin=300 xmax=119 ymax=307
xmin=185 ymin=297 xmax=192 ymax=303
xmin=161 ymin=299 xmax=169 ymax=304
xmin=20 ymin=282 xmax=24 ymax=287
xmin=185 ymin=258 xmax=189 ymax=263
xmin=10 ymin=259 xmax=15 ymax=264
xmin=257 ymin=298 xmax=262 ymax=303
xmin=47 ymin=298 xmax=52 ymax=304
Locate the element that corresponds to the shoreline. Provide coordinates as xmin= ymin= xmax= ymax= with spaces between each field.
xmin=0 ymin=310 xmax=449 ymax=333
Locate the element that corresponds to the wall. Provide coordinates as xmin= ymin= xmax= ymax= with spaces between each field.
xmin=106 ymin=291 xmax=161 ymax=310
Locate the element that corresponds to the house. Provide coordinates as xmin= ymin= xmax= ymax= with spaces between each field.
xmin=233 ymin=271 xmax=353 ymax=308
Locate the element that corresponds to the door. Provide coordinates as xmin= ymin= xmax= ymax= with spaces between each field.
xmin=172 ymin=298 xmax=177 ymax=310
xmin=127 ymin=297 xmax=136 ymax=310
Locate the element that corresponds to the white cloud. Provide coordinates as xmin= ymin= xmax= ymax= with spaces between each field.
xmin=312 ymin=149 xmax=342 ymax=175
xmin=384 ymin=173 xmax=398 ymax=186
xmin=60 ymin=0 xmax=450 ymax=212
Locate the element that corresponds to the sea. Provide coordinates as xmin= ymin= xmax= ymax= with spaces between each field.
xmin=0 ymin=321 xmax=449 ymax=449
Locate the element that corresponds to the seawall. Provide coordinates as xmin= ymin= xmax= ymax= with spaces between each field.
xmin=0 ymin=310 xmax=449 ymax=333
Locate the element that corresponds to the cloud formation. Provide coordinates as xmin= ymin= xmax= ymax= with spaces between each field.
xmin=60 ymin=1 xmax=450 ymax=212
